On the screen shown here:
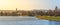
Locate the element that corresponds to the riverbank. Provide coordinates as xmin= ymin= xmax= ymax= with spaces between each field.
xmin=36 ymin=16 xmax=60 ymax=21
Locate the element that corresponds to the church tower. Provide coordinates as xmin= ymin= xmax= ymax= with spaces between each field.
xmin=55 ymin=6 xmax=58 ymax=11
xmin=16 ymin=8 xmax=17 ymax=12
xmin=54 ymin=6 xmax=58 ymax=16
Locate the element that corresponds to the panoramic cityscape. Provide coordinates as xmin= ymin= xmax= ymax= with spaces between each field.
xmin=0 ymin=6 xmax=60 ymax=16
xmin=0 ymin=0 xmax=60 ymax=25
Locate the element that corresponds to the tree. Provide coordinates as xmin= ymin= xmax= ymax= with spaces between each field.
xmin=48 ymin=9 xmax=54 ymax=16
xmin=5 ymin=12 xmax=7 ymax=16
xmin=0 ymin=11 xmax=3 ymax=16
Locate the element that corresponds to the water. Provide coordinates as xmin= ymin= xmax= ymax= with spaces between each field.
xmin=0 ymin=16 xmax=60 ymax=25
xmin=49 ymin=21 xmax=60 ymax=25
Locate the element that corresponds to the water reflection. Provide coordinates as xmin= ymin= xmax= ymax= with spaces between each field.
xmin=0 ymin=16 xmax=60 ymax=25
xmin=49 ymin=21 xmax=60 ymax=25
xmin=0 ymin=20 xmax=49 ymax=25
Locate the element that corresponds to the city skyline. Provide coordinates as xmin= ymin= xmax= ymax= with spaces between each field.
xmin=0 ymin=0 xmax=60 ymax=10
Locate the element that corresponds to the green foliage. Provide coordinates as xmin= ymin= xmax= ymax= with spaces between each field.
xmin=36 ymin=16 xmax=60 ymax=21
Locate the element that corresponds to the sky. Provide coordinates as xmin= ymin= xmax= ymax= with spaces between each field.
xmin=0 ymin=0 xmax=60 ymax=10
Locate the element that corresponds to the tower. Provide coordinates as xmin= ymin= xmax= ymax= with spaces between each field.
xmin=16 ymin=8 xmax=17 ymax=12
xmin=16 ymin=8 xmax=18 ymax=16
xmin=54 ymin=6 xmax=58 ymax=16
xmin=55 ymin=6 xmax=58 ymax=11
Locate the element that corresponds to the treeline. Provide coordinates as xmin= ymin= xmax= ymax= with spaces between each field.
xmin=0 ymin=11 xmax=18 ymax=16
xmin=0 ymin=10 xmax=60 ymax=16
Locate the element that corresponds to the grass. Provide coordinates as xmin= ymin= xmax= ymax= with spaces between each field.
xmin=36 ymin=16 xmax=60 ymax=21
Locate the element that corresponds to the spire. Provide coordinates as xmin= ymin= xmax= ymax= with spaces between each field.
xmin=55 ymin=6 xmax=58 ymax=10
xmin=16 ymin=8 xmax=17 ymax=11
